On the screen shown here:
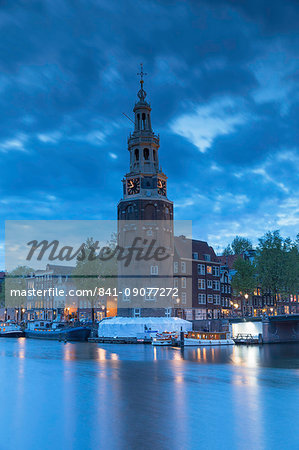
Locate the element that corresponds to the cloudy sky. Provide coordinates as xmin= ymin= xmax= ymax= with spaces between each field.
xmin=1 ymin=0 xmax=299 ymax=264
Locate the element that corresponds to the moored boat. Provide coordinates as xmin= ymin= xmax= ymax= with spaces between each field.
xmin=0 ymin=321 xmax=24 ymax=338
xmin=152 ymin=331 xmax=178 ymax=346
xmin=184 ymin=331 xmax=234 ymax=346
xmin=25 ymin=320 xmax=91 ymax=342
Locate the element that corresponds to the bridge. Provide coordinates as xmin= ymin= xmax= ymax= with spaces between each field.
xmin=263 ymin=314 xmax=299 ymax=344
xmin=230 ymin=315 xmax=299 ymax=344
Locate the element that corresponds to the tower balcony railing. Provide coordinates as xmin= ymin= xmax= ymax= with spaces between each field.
xmin=128 ymin=133 xmax=159 ymax=146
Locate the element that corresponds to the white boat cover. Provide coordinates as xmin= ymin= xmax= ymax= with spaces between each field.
xmin=98 ymin=316 xmax=192 ymax=338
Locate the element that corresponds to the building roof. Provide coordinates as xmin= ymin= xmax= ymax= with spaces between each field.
xmin=27 ymin=264 xmax=75 ymax=278
xmin=46 ymin=264 xmax=75 ymax=275
xmin=174 ymin=235 xmax=218 ymax=262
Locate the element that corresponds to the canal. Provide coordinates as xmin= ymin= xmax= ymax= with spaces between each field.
xmin=0 ymin=339 xmax=298 ymax=450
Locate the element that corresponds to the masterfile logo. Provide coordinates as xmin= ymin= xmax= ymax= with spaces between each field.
xmin=5 ymin=220 xmax=192 ymax=309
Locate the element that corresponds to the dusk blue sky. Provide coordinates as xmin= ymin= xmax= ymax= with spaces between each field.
xmin=1 ymin=0 xmax=299 ymax=264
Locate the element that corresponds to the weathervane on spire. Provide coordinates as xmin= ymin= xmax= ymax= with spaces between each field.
xmin=137 ymin=63 xmax=147 ymax=101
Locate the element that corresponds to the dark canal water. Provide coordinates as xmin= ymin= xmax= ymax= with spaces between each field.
xmin=0 ymin=339 xmax=298 ymax=450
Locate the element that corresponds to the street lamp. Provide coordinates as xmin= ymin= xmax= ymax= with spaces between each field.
xmin=244 ymin=293 xmax=249 ymax=316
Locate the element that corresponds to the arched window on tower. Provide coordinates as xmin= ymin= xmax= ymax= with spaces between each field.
xmin=134 ymin=148 xmax=139 ymax=161
xmin=127 ymin=205 xmax=135 ymax=220
xmin=144 ymin=204 xmax=156 ymax=220
xmin=143 ymin=148 xmax=149 ymax=160
xmin=142 ymin=113 xmax=146 ymax=130
xmin=153 ymin=150 xmax=156 ymax=161
xmin=137 ymin=114 xmax=140 ymax=130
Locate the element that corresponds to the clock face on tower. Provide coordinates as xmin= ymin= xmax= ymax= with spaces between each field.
xmin=157 ymin=178 xmax=166 ymax=196
xmin=127 ymin=177 xmax=140 ymax=195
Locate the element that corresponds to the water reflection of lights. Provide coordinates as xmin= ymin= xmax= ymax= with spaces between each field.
xmin=231 ymin=346 xmax=259 ymax=368
xmin=97 ymin=348 xmax=119 ymax=361
xmin=63 ymin=344 xmax=74 ymax=361
xmin=17 ymin=338 xmax=26 ymax=377
xmin=175 ymin=375 xmax=184 ymax=384
xmin=18 ymin=337 xmax=26 ymax=360
xmin=97 ymin=348 xmax=107 ymax=360
xmin=170 ymin=360 xmax=188 ymax=445
xmin=231 ymin=361 xmax=263 ymax=446
xmin=172 ymin=349 xmax=183 ymax=361
xmin=197 ymin=348 xmax=201 ymax=360
xmin=211 ymin=348 xmax=215 ymax=361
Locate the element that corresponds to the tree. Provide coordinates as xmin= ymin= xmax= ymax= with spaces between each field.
xmin=231 ymin=257 xmax=256 ymax=296
xmin=256 ymin=231 xmax=299 ymax=299
xmin=231 ymin=236 xmax=252 ymax=255
xmin=72 ymin=236 xmax=117 ymax=322
xmin=9 ymin=266 xmax=34 ymax=277
xmin=5 ymin=265 xmax=34 ymax=309
xmin=222 ymin=245 xmax=233 ymax=256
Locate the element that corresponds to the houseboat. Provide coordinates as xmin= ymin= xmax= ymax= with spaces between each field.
xmin=183 ymin=331 xmax=234 ymax=346
xmin=0 ymin=321 xmax=24 ymax=338
xmin=25 ymin=321 xmax=91 ymax=342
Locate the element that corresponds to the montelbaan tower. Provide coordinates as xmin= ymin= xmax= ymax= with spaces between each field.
xmin=117 ymin=65 xmax=174 ymax=317
xmin=118 ymin=65 xmax=173 ymax=222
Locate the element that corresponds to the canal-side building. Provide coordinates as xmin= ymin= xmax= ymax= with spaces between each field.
xmin=173 ymin=236 xmax=222 ymax=321
xmin=218 ymin=253 xmax=299 ymax=317
xmin=220 ymin=269 xmax=233 ymax=316
xmin=26 ymin=264 xmax=108 ymax=322
xmin=26 ymin=264 xmax=76 ymax=321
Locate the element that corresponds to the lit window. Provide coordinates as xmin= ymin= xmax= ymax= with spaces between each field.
xmin=207 ymin=294 xmax=213 ymax=303
xmin=207 ymin=266 xmax=212 ymax=274
xmin=181 ymin=277 xmax=186 ymax=288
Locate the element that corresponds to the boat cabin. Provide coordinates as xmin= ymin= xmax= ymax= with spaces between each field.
xmin=185 ymin=331 xmax=231 ymax=340
xmin=27 ymin=321 xmax=66 ymax=331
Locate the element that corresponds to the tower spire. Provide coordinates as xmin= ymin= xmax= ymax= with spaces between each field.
xmin=137 ymin=63 xmax=147 ymax=101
